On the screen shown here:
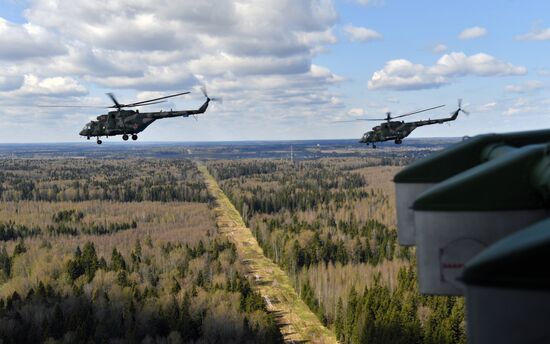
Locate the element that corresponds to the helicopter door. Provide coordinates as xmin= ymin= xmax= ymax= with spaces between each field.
xmin=106 ymin=112 xmax=118 ymax=131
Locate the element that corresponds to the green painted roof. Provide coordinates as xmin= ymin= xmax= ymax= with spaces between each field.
xmin=461 ymin=217 xmax=550 ymax=289
xmin=394 ymin=129 xmax=550 ymax=183
xmin=412 ymin=144 xmax=548 ymax=211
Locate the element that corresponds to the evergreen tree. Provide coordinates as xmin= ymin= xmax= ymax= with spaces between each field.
xmin=110 ymin=248 xmax=127 ymax=271
xmin=13 ymin=240 xmax=26 ymax=256
xmin=0 ymin=245 xmax=11 ymax=278
xmin=81 ymin=242 xmax=98 ymax=282
xmin=335 ymin=297 xmax=344 ymax=340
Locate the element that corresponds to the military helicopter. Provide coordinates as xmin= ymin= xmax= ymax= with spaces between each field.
xmin=350 ymin=100 xmax=468 ymax=148
xmin=43 ymin=87 xmax=218 ymax=144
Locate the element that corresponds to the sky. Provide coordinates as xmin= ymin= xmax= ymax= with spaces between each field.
xmin=0 ymin=0 xmax=548 ymax=143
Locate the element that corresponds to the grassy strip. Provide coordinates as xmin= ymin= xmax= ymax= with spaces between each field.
xmin=198 ymin=163 xmax=338 ymax=344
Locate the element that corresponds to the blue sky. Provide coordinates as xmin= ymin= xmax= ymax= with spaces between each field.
xmin=0 ymin=0 xmax=548 ymax=142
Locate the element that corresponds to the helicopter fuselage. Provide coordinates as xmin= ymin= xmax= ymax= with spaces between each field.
xmin=360 ymin=121 xmax=412 ymax=144
xmin=360 ymin=109 xmax=460 ymax=146
xmin=79 ymin=99 xmax=210 ymax=140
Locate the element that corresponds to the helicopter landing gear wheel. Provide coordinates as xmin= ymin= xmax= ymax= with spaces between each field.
xmin=132 ymin=134 xmax=138 ymax=141
xmin=395 ymin=139 xmax=402 ymax=144
xmin=372 ymin=144 xmax=376 ymax=149
xmin=96 ymin=139 xmax=102 ymax=145
xmin=122 ymin=134 xmax=129 ymax=141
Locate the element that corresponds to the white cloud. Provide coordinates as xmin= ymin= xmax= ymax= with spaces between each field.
xmin=503 ymin=98 xmax=538 ymax=116
xmin=432 ymin=44 xmax=447 ymax=54
xmin=474 ymin=101 xmax=497 ymax=113
xmin=458 ymin=26 xmax=487 ymax=40
xmin=468 ymin=97 xmax=549 ymax=119
xmin=369 ymin=59 xmax=448 ymax=90
xmin=368 ymin=52 xmax=527 ymax=90
xmin=516 ymin=28 xmax=550 ymax=41
xmin=0 ymin=17 xmax=65 ymax=60
xmin=354 ymin=0 xmax=384 ymax=5
xmin=0 ymin=0 xmax=344 ymax=135
xmin=347 ymin=108 xmax=366 ymax=116
xmin=0 ymin=75 xmax=23 ymax=91
xmin=12 ymin=75 xmax=88 ymax=97
xmin=344 ymin=25 xmax=382 ymax=42
xmin=431 ymin=52 xmax=526 ymax=76
xmin=19 ymin=1 xmax=339 ymax=80
xmin=504 ymin=80 xmax=543 ymax=93
xmin=89 ymin=65 xmax=198 ymax=91
xmin=0 ymin=67 xmax=24 ymax=91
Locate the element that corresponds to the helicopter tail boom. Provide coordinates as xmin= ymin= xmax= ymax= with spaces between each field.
xmin=146 ymin=98 xmax=210 ymax=119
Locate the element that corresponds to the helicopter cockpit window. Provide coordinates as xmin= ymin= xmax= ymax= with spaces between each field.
xmin=83 ymin=123 xmax=92 ymax=130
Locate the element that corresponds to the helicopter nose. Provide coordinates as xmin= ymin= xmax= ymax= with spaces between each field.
xmin=79 ymin=130 xmax=86 ymax=136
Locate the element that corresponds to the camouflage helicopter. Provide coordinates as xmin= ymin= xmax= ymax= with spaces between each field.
xmin=353 ymin=100 xmax=468 ymax=148
xmin=44 ymin=87 xmax=218 ymax=144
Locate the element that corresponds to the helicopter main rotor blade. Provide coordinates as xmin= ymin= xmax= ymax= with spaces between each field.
xmin=37 ymin=105 xmax=109 ymax=108
xmin=106 ymin=93 xmax=121 ymax=108
xmin=123 ymin=91 xmax=190 ymax=107
xmin=128 ymin=100 xmax=167 ymax=107
xmin=333 ymin=118 xmax=384 ymax=123
xmin=392 ymin=104 xmax=446 ymax=119
xmin=37 ymin=100 xmax=167 ymax=109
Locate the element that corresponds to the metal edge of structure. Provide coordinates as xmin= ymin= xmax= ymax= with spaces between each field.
xmin=394 ymin=128 xmax=550 ymax=184
xmin=461 ymin=217 xmax=550 ymax=289
xmin=409 ymin=144 xmax=550 ymax=295
xmin=461 ymin=218 xmax=550 ymax=344
xmin=412 ymin=144 xmax=547 ymax=212
xmin=394 ymin=129 xmax=550 ymax=246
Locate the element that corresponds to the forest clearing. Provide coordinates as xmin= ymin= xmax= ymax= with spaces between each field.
xmin=207 ymin=158 xmax=465 ymax=344
xmin=198 ymin=163 xmax=338 ymax=343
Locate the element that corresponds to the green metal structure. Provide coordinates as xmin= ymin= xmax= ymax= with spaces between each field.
xmin=462 ymin=218 xmax=550 ymax=344
xmin=393 ymin=129 xmax=550 ymax=341
xmin=393 ymin=129 xmax=550 ymax=247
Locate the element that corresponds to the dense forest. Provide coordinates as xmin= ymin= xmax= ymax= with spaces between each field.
xmin=0 ymin=159 xmax=209 ymax=202
xmin=0 ymin=159 xmax=281 ymax=343
xmin=0 ymin=157 xmax=466 ymax=343
xmin=208 ymin=158 xmax=466 ymax=344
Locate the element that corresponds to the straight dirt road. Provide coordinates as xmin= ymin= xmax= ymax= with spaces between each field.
xmin=197 ymin=163 xmax=338 ymax=344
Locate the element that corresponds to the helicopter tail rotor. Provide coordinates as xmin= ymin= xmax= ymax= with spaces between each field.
xmin=457 ymin=98 xmax=470 ymax=116
xmin=200 ymin=85 xmax=208 ymax=99
xmin=200 ymin=85 xmax=222 ymax=103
